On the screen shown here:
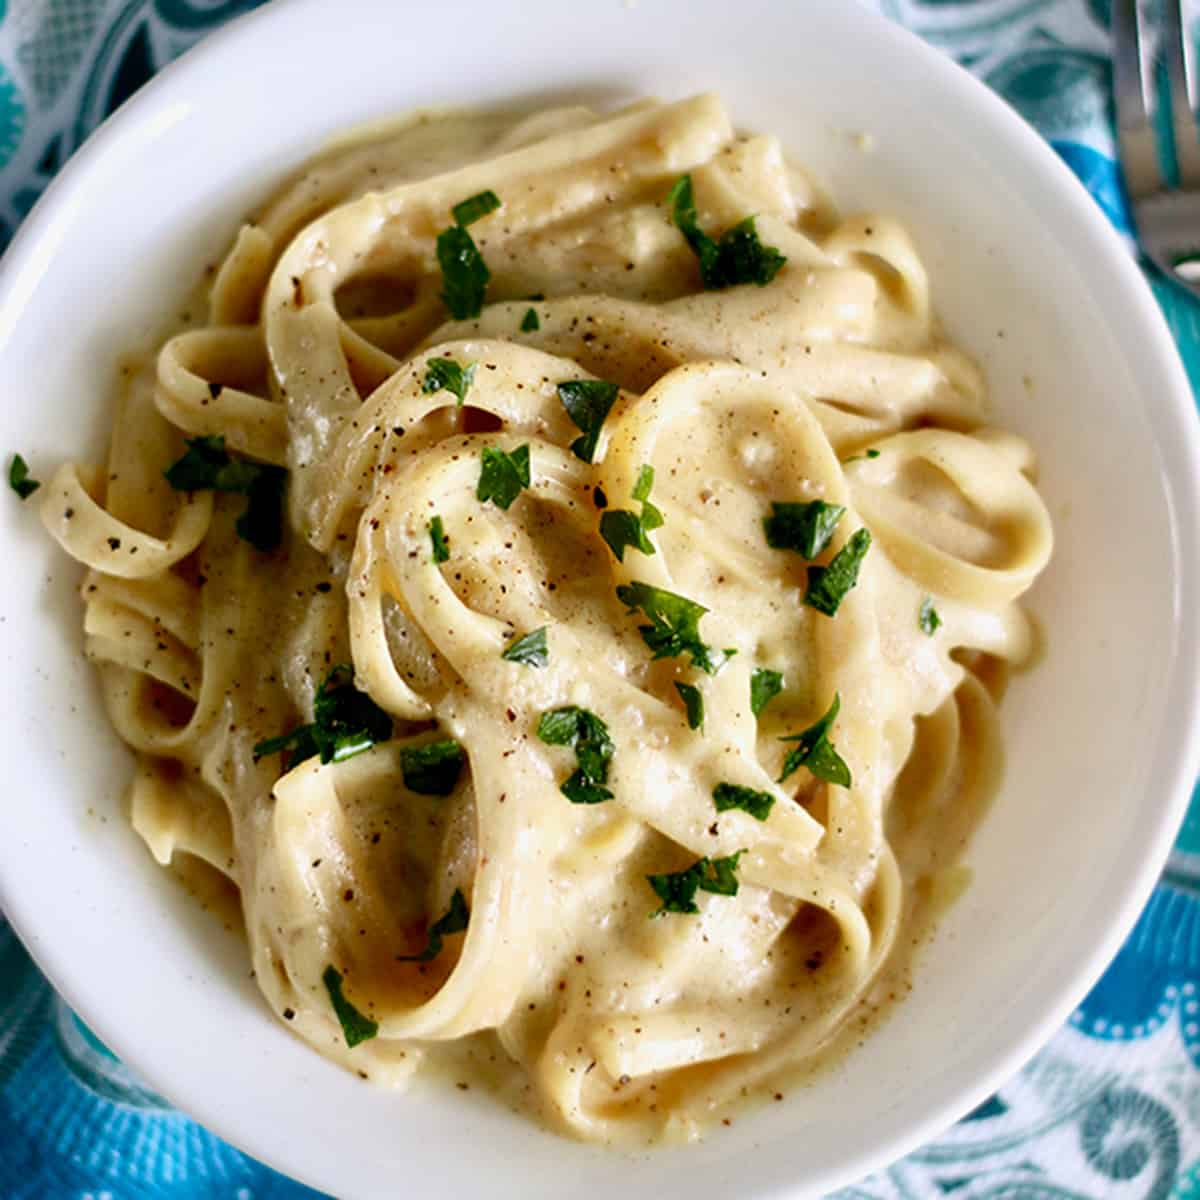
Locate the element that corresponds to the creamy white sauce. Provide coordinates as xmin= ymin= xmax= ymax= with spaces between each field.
xmin=41 ymin=94 xmax=1052 ymax=1145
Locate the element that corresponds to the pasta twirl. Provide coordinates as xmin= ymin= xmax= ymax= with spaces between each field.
xmin=40 ymin=95 xmax=1052 ymax=1144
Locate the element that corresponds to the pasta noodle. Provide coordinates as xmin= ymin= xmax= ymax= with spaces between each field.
xmin=40 ymin=94 xmax=1052 ymax=1143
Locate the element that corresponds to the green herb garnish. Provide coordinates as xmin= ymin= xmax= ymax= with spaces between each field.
xmin=476 ymin=444 xmax=530 ymax=510
xmin=804 ymin=528 xmax=872 ymax=617
xmin=502 ymin=626 xmax=548 ymax=668
xmin=253 ymin=664 xmax=392 ymax=769
xmin=437 ymin=191 xmax=499 ymax=321
xmin=919 ymin=596 xmax=942 ymax=636
xmin=616 ymin=581 xmax=734 ymax=675
xmin=536 ymin=705 xmax=614 ymax=804
xmin=779 ymin=693 xmax=851 ymax=787
xmin=843 ymin=448 xmax=881 ymax=464
xmin=750 ymin=668 xmax=784 ymax=717
xmin=763 ymin=500 xmax=845 ymax=559
xmin=599 ymin=464 xmax=664 ymax=561
xmin=712 ymin=782 xmax=774 ymax=821
xmin=397 ymin=888 xmax=470 ymax=963
xmin=520 ymin=307 xmax=540 ymax=332
xmin=422 ymin=357 xmax=477 ymax=407
xmin=452 ymin=190 xmax=501 ymax=227
xmin=556 ymin=379 xmax=619 ymax=464
xmin=674 ymin=681 xmax=704 ymax=730
xmin=164 ymin=434 xmax=286 ymax=551
xmin=437 ymin=226 xmax=489 ymax=319
xmin=8 ymin=454 xmax=39 ymax=500
xmin=648 ymin=852 xmax=745 ymax=916
xmin=322 ymin=965 xmax=378 ymax=1047
xmin=401 ymin=739 xmax=467 ymax=796
xmin=429 ymin=514 xmax=450 ymax=564
xmin=667 ymin=174 xmax=786 ymax=290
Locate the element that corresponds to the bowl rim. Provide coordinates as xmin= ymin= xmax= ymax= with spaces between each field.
xmin=1 ymin=0 xmax=1199 ymax=1195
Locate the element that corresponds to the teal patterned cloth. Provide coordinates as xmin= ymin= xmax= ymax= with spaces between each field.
xmin=2 ymin=2 xmax=1200 ymax=1196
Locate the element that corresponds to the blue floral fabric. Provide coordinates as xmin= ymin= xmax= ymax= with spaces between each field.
xmin=1 ymin=2 xmax=1199 ymax=1196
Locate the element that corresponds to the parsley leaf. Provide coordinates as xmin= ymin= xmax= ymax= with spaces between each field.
xmin=163 ymin=435 xmax=240 ymax=491
xmin=556 ymin=379 xmax=619 ymax=464
xmin=843 ymin=448 xmax=881 ymax=464
xmin=648 ymin=851 xmax=745 ymax=916
xmin=535 ymin=708 xmax=582 ymax=745
xmin=397 ymin=888 xmax=470 ymax=963
xmin=804 ymin=528 xmax=872 ymax=617
xmin=599 ymin=464 xmax=663 ymax=561
xmin=763 ymin=500 xmax=845 ymax=559
xmin=422 ymin=358 xmax=477 ymax=407
xmin=712 ymin=782 xmax=774 ymax=821
xmin=401 ymin=739 xmax=467 ymax=796
xmin=668 ymin=174 xmax=787 ymax=290
xmin=476 ymin=444 xmax=530 ymax=510
xmin=750 ymin=668 xmax=784 ymax=717
xmin=8 ymin=454 xmax=39 ymax=500
xmin=599 ymin=511 xmax=651 ymax=561
xmin=674 ymin=681 xmax=704 ymax=730
xmin=322 ymin=965 xmax=378 ymax=1047
xmin=429 ymin=514 xmax=450 ymax=563
xmin=616 ymin=581 xmax=735 ymax=675
xmin=164 ymin=435 xmax=286 ymax=551
xmin=520 ymin=307 xmax=540 ymax=332
xmin=254 ymin=664 xmax=392 ymax=769
xmin=437 ymin=225 xmax=489 ymax=320
xmin=779 ymin=693 xmax=851 ymax=787
xmin=536 ymin=706 xmax=614 ymax=804
xmin=502 ymin=626 xmax=548 ymax=668
xmin=235 ymin=468 xmax=286 ymax=552
xmin=560 ymin=771 xmax=614 ymax=805
xmin=452 ymin=190 xmax=501 ymax=227
xmin=708 ymin=218 xmax=788 ymax=287
xmin=919 ymin=596 xmax=942 ymax=636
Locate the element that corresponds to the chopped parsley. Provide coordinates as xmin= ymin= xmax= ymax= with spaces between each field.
xmin=556 ymin=379 xmax=619 ymax=463
xmin=804 ymin=528 xmax=872 ymax=617
xmin=648 ymin=852 xmax=744 ymax=916
xmin=843 ymin=448 xmax=881 ymax=464
xmin=616 ymin=581 xmax=735 ymax=675
xmin=452 ymin=190 xmax=501 ymax=226
xmin=919 ymin=596 xmax=942 ymax=636
xmin=667 ymin=174 xmax=786 ymax=290
xmin=163 ymin=435 xmax=286 ymax=551
xmin=502 ymin=626 xmax=549 ymax=668
xmin=429 ymin=514 xmax=450 ymax=564
xmin=750 ymin=668 xmax=784 ymax=718
xmin=436 ymin=191 xmax=500 ymax=321
xmin=536 ymin=705 xmax=614 ymax=804
xmin=476 ymin=444 xmax=530 ymax=510
xmin=437 ymin=226 xmax=489 ymax=319
xmin=712 ymin=782 xmax=774 ymax=821
xmin=8 ymin=454 xmax=39 ymax=500
xmin=520 ymin=307 xmax=540 ymax=332
xmin=322 ymin=965 xmax=378 ymax=1047
xmin=763 ymin=500 xmax=845 ymax=560
xmin=599 ymin=464 xmax=664 ymax=561
xmin=401 ymin=739 xmax=467 ymax=796
xmin=253 ymin=664 xmax=392 ymax=770
xmin=422 ymin=357 xmax=477 ymax=407
xmin=674 ymin=681 xmax=704 ymax=730
xmin=779 ymin=693 xmax=851 ymax=787
xmin=397 ymin=888 xmax=470 ymax=963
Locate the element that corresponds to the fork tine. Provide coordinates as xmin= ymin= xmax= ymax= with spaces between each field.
xmin=1114 ymin=0 xmax=1165 ymax=199
xmin=1164 ymin=0 xmax=1200 ymax=185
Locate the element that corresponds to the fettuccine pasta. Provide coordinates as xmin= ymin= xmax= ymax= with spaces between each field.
xmin=40 ymin=94 xmax=1052 ymax=1144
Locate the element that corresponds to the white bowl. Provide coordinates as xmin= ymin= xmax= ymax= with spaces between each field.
xmin=1 ymin=1 xmax=1198 ymax=1196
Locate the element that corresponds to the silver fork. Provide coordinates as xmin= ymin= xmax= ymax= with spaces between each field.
xmin=1115 ymin=0 xmax=1200 ymax=298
